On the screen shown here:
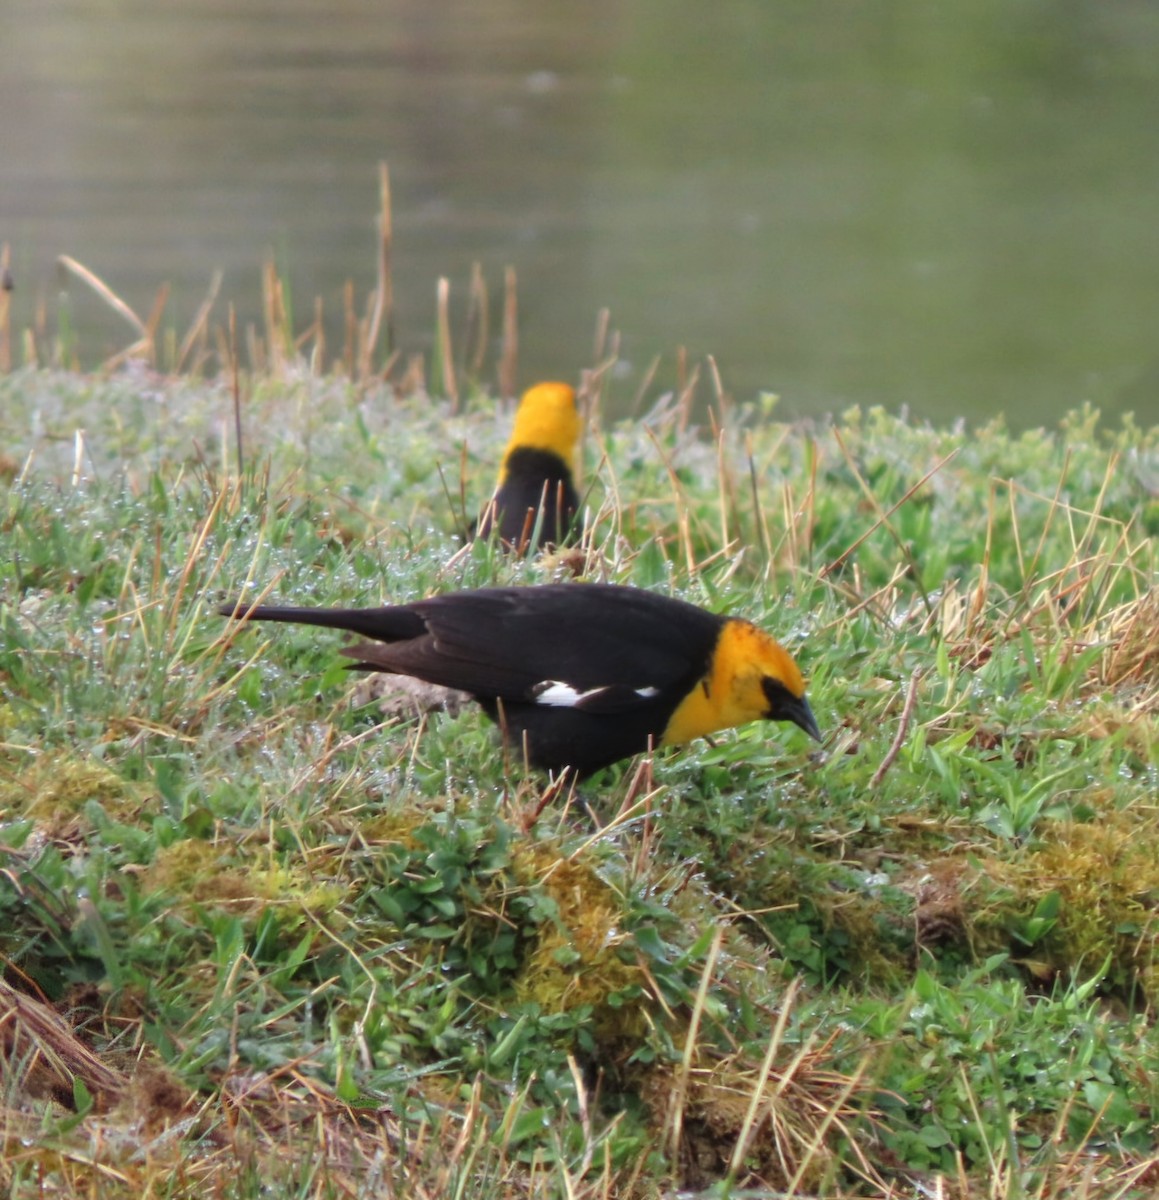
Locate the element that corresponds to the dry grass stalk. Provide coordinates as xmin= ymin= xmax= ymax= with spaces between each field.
xmin=592 ymin=306 xmax=610 ymax=363
xmin=55 ymin=254 xmax=154 ymax=367
xmin=666 ymin=926 xmax=725 ymax=1160
xmin=0 ymin=979 xmax=127 ymax=1111
xmin=55 ymin=255 xmax=147 ymax=341
xmin=725 ymin=976 xmax=801 ymax=1180
xmin=649 ymin=1021 xmax=878 ymax=1194
xmin=1 ymin=241 xmax=14 ymax=372
xmin=499 ymin=265 xmax=518 ymax=399
xmin=142 ymin=282 xmax=170 ymax=348
xmin=175 ymin=269 xmax=223 ymax=374
xmin=1097 ymin=588 xmax=1159 ymax=701
xmin=436 ymin=275 xmax=458 ymax=409
xmin=261 ymin=258 xmax=288 ymax=376
xmin=714 ymin=424 xmax=733 ymax=551
xmin=245 ymin=322 xmax=263 ymax=377
xmin=869 ymin=667 xmax=925 ymax=787
xmin=746 ymin=433 xmax=772 ymax=564
xmin=629 ymin=353 xmax=662 ymax=417
xmin=342 ymin=277 xmax=357 ymax=376
xmin=676 ymin=358 xmax=699 ymax=435
xmin=465 ymin=260 xmax=489 ymax=378
xmin=308 ymin=294 xmax=326 ymax=373
xmin=821 ymin=444 xmax=960 ymax=585
xmin=706 ymin=353 xmax=731 ymax=431
xmin=361 ymin=160 xmax=394 ymax=382
xmin=227 ymin=304 xmax=244 ymax=477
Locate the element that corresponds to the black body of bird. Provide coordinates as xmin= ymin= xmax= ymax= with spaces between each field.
xmin=219 ymin=584 xmax=820 ymax=777
xmin=474 ymin=382 xmax=581 ymax=551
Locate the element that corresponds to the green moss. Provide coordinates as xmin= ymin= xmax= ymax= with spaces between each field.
xmin=512 ymin=849 xmax=646 ymax=1037
xmin=0 ymin=754 xmax=138 ymax=831
xmin=1006 ymin=809 xmax=1159 ymax=1001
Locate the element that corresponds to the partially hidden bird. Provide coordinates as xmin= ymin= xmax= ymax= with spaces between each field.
xmin=474 ymin=381 xmax=581 ymax=552
xmin=219 ymin=583 xmax=821 ymax=777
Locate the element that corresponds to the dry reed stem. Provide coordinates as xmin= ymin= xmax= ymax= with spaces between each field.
xmin=581 ymin=351 xmax=619 ymax=432
xmin=726 ymin=977 xmax=801 ymax=1180
xmin=499 ymin=265 xmax=519 ymax=399
xmin=869 ymin=667 xmax=925 ymax=788
xmin=667 ymin=926 xmax=725 ymax=1161
xmin=778 ymin=480 xmax=803 ymax=580
xmin=1097 ymin=588 xmax=1159 ymax=697
xmin=714 ymin=426 xmax=733 ymax=551
xmin=436 ymin=276 xmax=458 ymax=409
xmin=56 ymin=255 xmax=147 ymax=339
xmin=592 ymin=307 xmax=610 ymax=363
xmin=361 ymin=160 xmax=393 ymax=382
xmin=829 ymin=427 xmax=942 ymax=616
xmin=1023 ymin=448 xmax=1072 ymax=589
xmin=0 ymin=241 xmax=11 ymax=372
xmin=55 ymin=254 xmax=154 ymax=367
xmin=604 ymin=326 xmax=622 ymax=371
xmin=398 ymin=352 xmax=426 ymax=396
xmin=309 ymin=294 xmax=325 ymax=372
xmin=643 ymin=422 xmax=737 ymax=575
xmin=466 ymin=260 xmax=489 ymax=377
xmin=142 ymin=282 xmax=170 ymax=346
xmin=746 ymin=433 xmax=772 ymax=563
xmin=821 ymin=445 xmax=960 ymax=583
xmin=630 ymin=354 xmax=662 ymax=417
xmin=228 ymin=305 xmax=244 ymax=477
xmin=783 ymin=1058 xmax=871 ymax=1198
xmin=342 ymin=278 xmax=356 ymax=375
xmin=706 ymin=353 xmax=731 ymax=431
xmin=291 ymin=301 xmax=321 ymax=354
xmin=175 ymin=269 xmax=223 ymax=374
xmin=676 ymin=361 xmax=699 ymax=435
xmin=261 ymin=259 xmax=288 ymax=375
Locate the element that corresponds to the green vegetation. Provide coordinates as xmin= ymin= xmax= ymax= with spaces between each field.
xmin=2 ymin=357 xmax=1158 ymax=1198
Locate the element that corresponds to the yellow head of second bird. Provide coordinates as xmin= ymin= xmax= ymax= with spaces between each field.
xmin=499 ymin=382 xmax=581 ymax=483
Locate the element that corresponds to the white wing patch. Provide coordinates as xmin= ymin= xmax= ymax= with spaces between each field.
xmin=533 ymin=681 xmax=602 ymax=707
xmin=533 ymin=681 xmax=660 ymax=708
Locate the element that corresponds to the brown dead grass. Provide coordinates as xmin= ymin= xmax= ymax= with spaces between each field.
xmin=1098 ymin=586 xmax=1159 ymax=701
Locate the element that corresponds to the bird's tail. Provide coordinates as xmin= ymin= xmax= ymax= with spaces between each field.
xmin=217 ymin=602 xmax=425 ymax=644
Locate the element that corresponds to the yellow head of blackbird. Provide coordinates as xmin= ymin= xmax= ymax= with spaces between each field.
xmin=219 ymin=583 xmax=821 ymax=777
xmin=475 ymin=382 xmax=581 ymax=551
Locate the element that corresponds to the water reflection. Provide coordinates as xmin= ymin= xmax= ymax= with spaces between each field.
xmin=3 ymin=0 xmax=1157 ymax=425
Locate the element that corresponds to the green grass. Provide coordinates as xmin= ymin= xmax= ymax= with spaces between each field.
xmin=2 ymin=359 xmax=1159 ymax=1199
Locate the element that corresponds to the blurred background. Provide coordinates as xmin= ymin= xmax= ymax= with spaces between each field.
xmin=4 ymin=0 xmax=1158 ymax=425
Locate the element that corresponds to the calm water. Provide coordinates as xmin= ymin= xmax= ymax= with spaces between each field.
xmin=4 ymin=0 xmax=1159 ymax=425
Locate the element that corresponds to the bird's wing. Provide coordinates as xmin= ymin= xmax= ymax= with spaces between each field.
xmin=346 ymin=585 xmax=719 ymax=704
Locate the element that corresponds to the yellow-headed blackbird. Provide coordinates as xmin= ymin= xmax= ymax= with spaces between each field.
xmin=474 ymin=381 xmax=581 ymax=551
xmin=219 ymin=583 xmax=821 ymax=776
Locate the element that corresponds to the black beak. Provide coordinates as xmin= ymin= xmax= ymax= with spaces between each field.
xmin=762 ymin=678 xmax=823 ymax=743
xmin=787 ymin=694 xmax=822 ymax=743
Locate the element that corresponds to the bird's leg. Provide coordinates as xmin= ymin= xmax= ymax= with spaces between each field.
xmin=612 ymin=745 xmax=656 ymax=825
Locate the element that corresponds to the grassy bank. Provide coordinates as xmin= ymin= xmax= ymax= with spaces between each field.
xmin=2 ymin=362 xmax=1158 ymax=1198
